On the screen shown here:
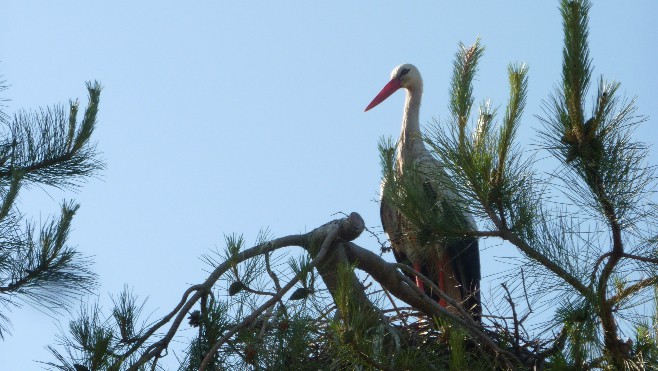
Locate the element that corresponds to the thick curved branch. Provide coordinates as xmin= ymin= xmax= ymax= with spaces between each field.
xmin=126 ymin=213 xmax=365 ymax=370
xmin=198 ymin=212 xmax=359 ymax=370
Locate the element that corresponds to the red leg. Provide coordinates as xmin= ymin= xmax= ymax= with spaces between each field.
xmin=414 ymin=261 xmax=448 ymax=308
xmin=437 ymin=259 xmax=447 ymax=308
xmin=413 ymin=261 xmax=425 ymax=292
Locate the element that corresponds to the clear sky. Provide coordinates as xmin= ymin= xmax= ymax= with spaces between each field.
xmin=1 ymin=1 xmax=656 ymax=369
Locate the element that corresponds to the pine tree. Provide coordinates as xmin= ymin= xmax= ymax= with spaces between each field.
xmin=44 ymin=1 xmax=657 ymax=370
xmin=0 ymin=78 xmax=104 ymax=338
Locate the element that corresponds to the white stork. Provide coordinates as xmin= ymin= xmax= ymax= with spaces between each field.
xmin=365 ymin=64 xmax=481 ymax=320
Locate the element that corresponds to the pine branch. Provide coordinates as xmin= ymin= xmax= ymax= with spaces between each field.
xmin=498 ymin=227 xmax=591 ymax=298
xmin=497 ymin=63 xmax=528 ymax=185
xmin=561 ymin=0 xmax=592 ymax=131
xmin=46 ymin=212 xmax=583 ymax=369
xmin=0 ymin=81 xmax=104 ymax=189
xmin=491 ymin=63 xmax=529 ymax=228
xmin=0 ymin=202 xmax=97 ymax=310
xmin=534 ymin=1 xmax=655 ymax=366
xmin=450 ymin=38 xmax=484 ymax=144
xmin=0 ymin=81 xmax=102 ymax=339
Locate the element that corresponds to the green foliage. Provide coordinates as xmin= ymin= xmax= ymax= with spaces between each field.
xmin=634 ymin=318 xmax=658 ymax=368
xmin=111 ymin=287 xmax=148 ymax=343
xmin=447 ymin=326 xmax=472 ymax=371
xmin=429 ymin=57 xmax=532 ymax=232
xmin=450 ymin=38 xmax=485 ymax=142
xmin=43 ymin=290 xmax=152 ymax=371
xmin=330 ymin=263 xmax=387 ymax=369
xmin=288 ymin=253 xmax=315 ymax=297
xmin=379 ymin=136 xmax=475 ymax=256
xmin=535 ymin=3 xmax=655 ymax=367
xmin=6 ymin=202 xmax=96 ymax=309
xmin=560 ymin=0 xmax=592 ymax=128
xmin=4 ymin=81 xmax=103 ymax=188
xmin=0 ymin=80 xmax=103 ymax=338
xmin=181 ymin=299 xmax=231 ymax=371
xmin=177 ymin=235 xmax=336 ymax=370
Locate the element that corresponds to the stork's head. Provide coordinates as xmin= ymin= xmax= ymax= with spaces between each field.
xmin=364 ymin=63 xmax=422 ymax=112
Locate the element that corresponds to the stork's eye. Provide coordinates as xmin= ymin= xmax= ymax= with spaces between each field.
xmin=400 ymin=68 xmax=410 ymax=76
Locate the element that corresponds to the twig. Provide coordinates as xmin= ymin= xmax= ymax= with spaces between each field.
xmin=535 ymin=326 xmax=568 ymax=361
xmin=353 ymin=345 xmax=394 ymax=371
xmin=620 ymin=252 xmax=658 ymax=265
xmin=265 ymin=252 xmax=282 ymax=292
xmin=117 ymin=284 xmax=205 ymax=366
xmin=520 ymin=268 xmax=532 ymax=313
xmin=501 ymin=282 xmax=521 ymax=356
xmin=593 ymin=252 xmax=658 ymax=285
xmin=241 ymin=285 xmax=276 ymax=297
xmin=257 ymin=306 xmax=275 ymax=343
xmin=382 ymin=287 xmax=408 ymax=327
xmin=591 ymin=251 xmax=612 ymax=284
xmin=608 ymin=276 xmax=658 ymax=304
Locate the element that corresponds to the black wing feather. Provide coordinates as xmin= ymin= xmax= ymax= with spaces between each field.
xmin=447 ymin=237 xmax=481 ymax=319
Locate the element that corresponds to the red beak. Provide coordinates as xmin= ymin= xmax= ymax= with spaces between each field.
xmin=364 ymin=79 xmax=402 ymax=112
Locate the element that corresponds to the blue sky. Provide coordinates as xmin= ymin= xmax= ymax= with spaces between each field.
xmin=1 ymin=1 xmax=656 ymax=368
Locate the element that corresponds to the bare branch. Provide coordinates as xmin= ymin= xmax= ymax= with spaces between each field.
xmin=501 ymin=283 xmax=521 ymax=356
xmin=199 ymin=211 xmax=352 ymax=370
xmin=124 ymin=234 xmax=306 ymax=370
